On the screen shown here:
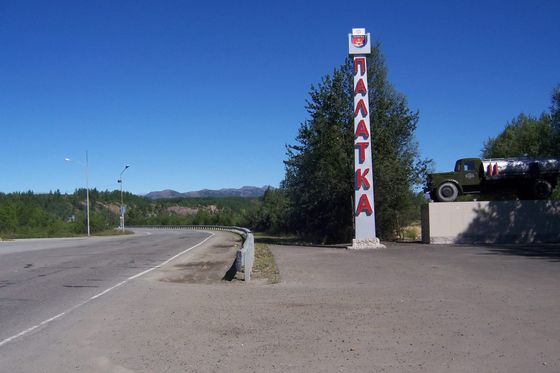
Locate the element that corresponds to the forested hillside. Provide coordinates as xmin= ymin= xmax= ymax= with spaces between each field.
xmin=0 ymin=189 xmax=261 ymax=239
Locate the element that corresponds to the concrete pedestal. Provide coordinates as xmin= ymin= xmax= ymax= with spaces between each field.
xmin=421 ymin=200 xmax=560 ymax=244
xmin=347 ymin=238 xmax=386 ymax=250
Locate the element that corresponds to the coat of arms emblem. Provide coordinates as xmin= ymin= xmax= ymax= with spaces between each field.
xmin=348 ymin=28 xmax=371 ymax=55
xmin=351 ymin=34 xmax=366 ymax=48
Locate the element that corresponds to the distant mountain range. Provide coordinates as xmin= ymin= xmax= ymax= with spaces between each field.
xmin=144 ymin=186 xmax=270 ymax=199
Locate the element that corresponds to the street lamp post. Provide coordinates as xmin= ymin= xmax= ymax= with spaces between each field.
xmin=117 ymin=165 xmax=130 ymax=231
xmin=65 ymin=151 xmax=91 ymax=237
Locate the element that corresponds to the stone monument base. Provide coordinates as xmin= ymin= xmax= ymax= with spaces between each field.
xmin=347 ymin=238 xmax=386 ymax=250
xmin=421 ymin=200 xmax=560 ymax=244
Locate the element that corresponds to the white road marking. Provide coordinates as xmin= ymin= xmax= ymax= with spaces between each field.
xmin=0 ymin=232 xmax=215 ymax=348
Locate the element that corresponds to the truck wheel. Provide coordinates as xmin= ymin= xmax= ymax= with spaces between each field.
xmin=533 ymin=179 xmax=552 ymax=199
xmin=436 ymin=182 xmax=459 ymax=202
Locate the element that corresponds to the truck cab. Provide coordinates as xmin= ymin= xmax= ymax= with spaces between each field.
xmin=454 ymin=158 xmax=484 ymax=191
xmin=427 ymin=158 xmax=484 ymax=202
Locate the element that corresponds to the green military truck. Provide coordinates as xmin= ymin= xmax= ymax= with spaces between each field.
xmin=426 ymin=157 xmax=560 ymax=202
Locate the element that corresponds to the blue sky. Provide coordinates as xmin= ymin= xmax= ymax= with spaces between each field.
xmin=1 ymin=0 xmax=559 ymax=194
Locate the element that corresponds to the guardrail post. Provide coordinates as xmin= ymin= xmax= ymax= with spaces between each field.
xmin=243 ymin=233 xmax=254 ymax=282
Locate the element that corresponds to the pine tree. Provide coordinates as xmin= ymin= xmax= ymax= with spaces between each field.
xmin=482 ymin=85 xmax=560 ymax=199
xmin=482 ymin=85 xmax=560 ymax=158
xmin=283 ymin=67 xmax=353 ymax=243
xmin=551 ymin=85 xmax=560 ymax=154
xmin=482 ymin=113 xmax=554 ymax=158
xmin=283 ymin=43 xmax=429 ymax=242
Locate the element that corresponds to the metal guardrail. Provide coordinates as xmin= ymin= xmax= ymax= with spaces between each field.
xmin=127 ymin=225 xmax=254 ymax=282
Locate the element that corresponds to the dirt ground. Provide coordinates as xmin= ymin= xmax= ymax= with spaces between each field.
xmin=154 ymin=231 xmax=241 ymax=284
xmin=152 ymin=236 xmax=560 ymax=372
xmin=2 ymin=232 xmax=560 ymax=372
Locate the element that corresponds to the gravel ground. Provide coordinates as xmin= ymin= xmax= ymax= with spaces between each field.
xmin=1 ymin=233 xmax=559 ymax=372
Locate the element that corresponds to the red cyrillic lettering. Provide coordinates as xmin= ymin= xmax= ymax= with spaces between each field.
xmin=354 ymin=57 xmax=366 ymax=76
xmin=355 ymin=168 xmax=371 ymax=190
xmin=355 ymin=99 xmax=368 ymax=117
xmin=356 ymin=193 xmax=373 ymax=216
xmin=355 ymin=142 xmax=369 ymax=164
xmin=354 ymin=78 xmax=367 ymax=96
xmin=355 ymin=120 xmax=369 ymax=139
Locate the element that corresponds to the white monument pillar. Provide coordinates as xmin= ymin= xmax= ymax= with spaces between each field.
xmin=348 ymin=28 xmax=385 ymax=249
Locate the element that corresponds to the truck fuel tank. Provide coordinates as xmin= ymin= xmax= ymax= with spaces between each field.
xmin=482 ymin=157 xmax=560 ymax=177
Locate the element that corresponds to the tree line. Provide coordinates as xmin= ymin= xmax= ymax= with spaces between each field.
xmin=481 ymin=85 xmax=560 ymax=199
xmin=0 ymin=190 xmax=261 ymax=239
xmin=483 ymin=86 xmax=560 ymax=158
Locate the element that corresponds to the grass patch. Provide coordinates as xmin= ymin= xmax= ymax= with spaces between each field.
xmin=253 ymin=232 xmax=349 ymax=248
xmin=396 ymin=223 xmax=421 ymax=242
xmin=253 ymin=232 xmax=300 ymax=245
xmin=252 ymin=243 xmax=280 ymax=284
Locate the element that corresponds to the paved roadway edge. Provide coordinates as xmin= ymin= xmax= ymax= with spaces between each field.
xmin=0 ymin=231 xmax=215 ymax=348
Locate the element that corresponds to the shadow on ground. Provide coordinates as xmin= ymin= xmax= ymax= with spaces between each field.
xmin=254 ymin=235 xmax=347 ymax=248
xmin=254 ymin=235 xmax=304 ymax=245
xmin=477 ymin=243 xmax=560 ymax=262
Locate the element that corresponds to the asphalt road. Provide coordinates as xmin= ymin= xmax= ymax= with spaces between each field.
xmin=0 ymin=229 xmax=211 ymax=348
xmin=2 ymin=231 xmax=559 ymax=372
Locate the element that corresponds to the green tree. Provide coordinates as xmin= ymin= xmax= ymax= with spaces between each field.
xmin=0 ymin=199 xmax=18 ymax=235
xmin=482 ymin=85 xmax=560 ymax=199
xmin=283 ymin=44 xmax=429 ymax=243
xmin=482 ymin=113 xmax=554 ymax=158
xmin=72 ymin=211 xmax=111 ymax=234
xmin=551 ymin=85 xmax=560 ymax=154
xmin=283 ymin=68 xmax=354 ymax=243
xmin=483 ymin=85 xmax=560 ymax=158
xmin=250 ymin=188 xmax=290 ymax=233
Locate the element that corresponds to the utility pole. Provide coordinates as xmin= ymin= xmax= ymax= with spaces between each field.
xmin=86 ymin=151 xmax=90 ymax=237
xmin=65 ymin=152 xmax=91 ymax=237
xmin=117 ymin=165 xmax=130 ymax=231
